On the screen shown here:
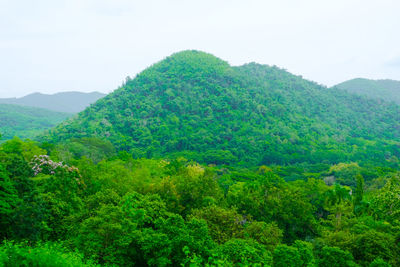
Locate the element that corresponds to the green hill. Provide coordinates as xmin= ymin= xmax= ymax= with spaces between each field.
xmin=0 ymin=104 xmax=71 ymax=141
xmin=0 ymin=91 xmax=106 ymax=113
xmin=42 ymin=50 xmax=400 ymax=166
xmin=334 ymin=78 xmax=400 ymax=104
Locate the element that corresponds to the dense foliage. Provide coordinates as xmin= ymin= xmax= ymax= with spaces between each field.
xmin=335 ymin=78 xmax=400 ymax=104
xmin=0 ymin=137 xmax=399 ymax=266
xmin=0 ymin=104 xmax=71 ymax=141
xmin=43 ymin=51 xmax=400 ymax=166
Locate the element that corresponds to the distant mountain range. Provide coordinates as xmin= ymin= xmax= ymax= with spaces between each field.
xmin=0 ymin=91 xmax=106 ymax=113
xmin=334 ymin=78 xmax=400 ymax=104
xmin=0 ymin=91 xmax=106 ymax=141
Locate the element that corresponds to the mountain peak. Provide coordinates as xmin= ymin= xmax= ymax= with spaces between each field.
xmin=144 ymin=50 xmax=230 ymax=76
xmin=167 ymin=50 xmax=225 ymax=61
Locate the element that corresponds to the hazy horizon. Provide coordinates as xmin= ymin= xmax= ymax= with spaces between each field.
xmin=1 ymin=0 xmax=400 ymax=98
xmin=0 ymin=90 xmax=106 ymax=99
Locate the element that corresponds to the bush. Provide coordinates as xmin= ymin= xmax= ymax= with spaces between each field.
xmin=0 ymin=241 xmax=97 ymax=267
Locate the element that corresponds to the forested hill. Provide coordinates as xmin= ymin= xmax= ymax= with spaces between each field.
xmin=334 ymin=78 xmax=400 ymax=104
xmin=42 ymin=50 xmax=400 ymax=166
xmin=0 ymin=91 xmax=106 ymax=113
xmin=0 ymin=103 xmax=71 ymax=140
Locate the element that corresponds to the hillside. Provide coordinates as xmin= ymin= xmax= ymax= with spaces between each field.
xmin=0 ymin=91 xmax=106 ymax=113
xmin=0 ymin=104 xmax=71 ymax=141
xmin=334 ymin=78 xmax=400 ymax=104
xmin=42 ymin=50 xmax=400 ymax=166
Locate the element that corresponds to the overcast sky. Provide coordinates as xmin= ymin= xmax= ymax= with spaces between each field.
xmin=1 ymin=0 xmax=399 ymax=98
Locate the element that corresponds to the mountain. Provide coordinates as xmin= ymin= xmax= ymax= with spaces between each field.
xmin=0 ymin=104 xmax=71 ymax=141
xmin=0 ymin=91 xmax=106 ymax=113
xmin=42 ymin=50 xmax=400 ymax=166
xmin=334 ymin=78 xmax=400 ymax=104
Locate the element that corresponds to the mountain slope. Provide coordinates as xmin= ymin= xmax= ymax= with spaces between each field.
xmin=334 ymin=78 xmax=400 ymax=104
xmin=0 ymin=104 xmax=71 ymax=141
xmin=0 ymin=91 xmax=106 ymax=113
xmin=42 ymin=50 xmax=400 ymax=166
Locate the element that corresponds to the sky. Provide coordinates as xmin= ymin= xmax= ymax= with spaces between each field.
xmin=1 ymin=0 xmax=400 ymax=98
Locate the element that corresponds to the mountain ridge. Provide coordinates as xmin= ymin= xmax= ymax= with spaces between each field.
xmin=0 ymin=91 xmax=106 ymax=113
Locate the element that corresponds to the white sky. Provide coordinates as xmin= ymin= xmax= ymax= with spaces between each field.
xmin=1 ymin=0 xmax=399 ymax=97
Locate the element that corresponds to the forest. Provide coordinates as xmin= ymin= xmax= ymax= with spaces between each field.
xmin=1 ymin=51 xmax=399 ymax=266
xmin=0 ymin=104 xmax=71 ymax=141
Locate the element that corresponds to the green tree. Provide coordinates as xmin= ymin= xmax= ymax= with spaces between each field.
xmin=189 ymin=205 xmax=245 ymax=244
xmin=293 ymin=240 xmax=315 ymax=267
xmin=352 ymin=230 xmax=397 ymax=267
xmin=219 ymin=239 xmax=272 ymax=266
xmin=243 ymin=221 xmax=282 ymax=251
xmin=354 ymin=174 xmax=364 ymax=205
xmin=139 ymin=215 xmax=214 ymax=266
xmin=370 ymin=175 xmax=400 ymax=224
xmin=74 ymin=204 xmax=136 ymax=266
xmin=0 ymin=241 xmax=97 ymax=267
xmin=273 ymin=244 xmax=302 ymax=267
xmin=0 ymin=164 xmax=21 ymax=239
xmin=317 ymin=246 xmax=357 ymax=267
xmin=369 ymin=258 xmax=392 ymax=267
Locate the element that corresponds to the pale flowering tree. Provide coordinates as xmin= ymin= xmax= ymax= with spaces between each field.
xmin=29 ymin=155 xmax=85 ymax=240
xmin=30 ymin=155 xmax=84 ymax=187
xmin=31 ymin=155 xmax=64 ymax=175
